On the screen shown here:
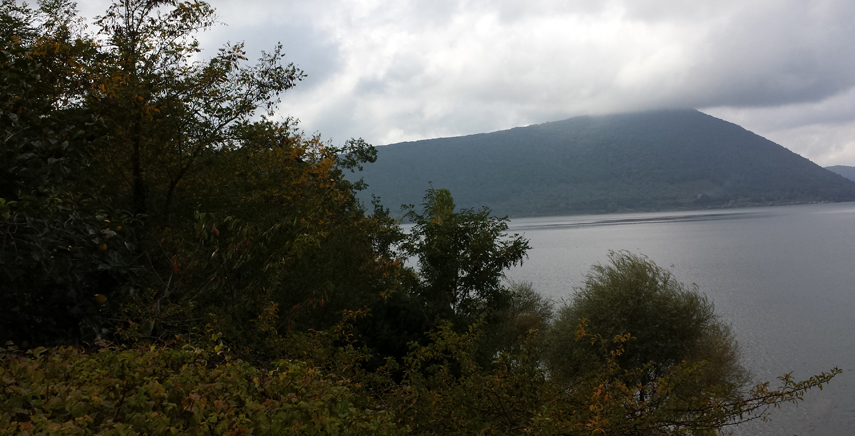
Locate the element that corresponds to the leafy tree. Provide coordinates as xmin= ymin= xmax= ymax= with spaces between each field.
xmin=548 ymin=251 xmax=747 ymax=404
xmin=1 ymin=0 xmax=96 ymax=200
xmin=121 ymin=131 xmax=405 ymax=358
xmin=72 ymin=0 xmax=401 ymax=354
xmin=1 ymin=0 xmax=146 ymax=346
xmin=402 ymin=187 xmax=530 ymax=326
xmin=0 ymin=0 xmax=396 ymax=352
xmin=87 ymin=0 xmax=304 ymax=224
xmin=479 ymin=281 xmax=553 ymax=359
xmin=352 ymin=188 xmax=532 ymax=366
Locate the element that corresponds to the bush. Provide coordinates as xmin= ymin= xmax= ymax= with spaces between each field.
xmin=0 ymin=342 xmax=397 ymax=435
xmin=477 ymin=281 xmax=553 ymax=362
xmin=548 ymin=251 xmax=747 ymax=399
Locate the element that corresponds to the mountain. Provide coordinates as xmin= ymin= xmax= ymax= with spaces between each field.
xmin=826 ymin=165 xmax=855 ymax=182
xmin=355 ymin=109 xmax=855 ymax=217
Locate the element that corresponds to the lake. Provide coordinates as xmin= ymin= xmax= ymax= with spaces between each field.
xmin=504 ymin=202 xmax=855 ymax=436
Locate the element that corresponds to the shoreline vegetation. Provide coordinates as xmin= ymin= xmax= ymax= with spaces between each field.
xmin=0 ymin=1 xmax=840 ymax=434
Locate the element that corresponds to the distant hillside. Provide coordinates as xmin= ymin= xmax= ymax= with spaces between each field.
xmin=826 ymin=165 xmax=855 ymax=182
xmin=355 ymin=109 xmax=855 ymax=217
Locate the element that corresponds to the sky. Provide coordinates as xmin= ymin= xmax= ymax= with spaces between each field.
xmin=75 ymin=0 xmax=855 ymax=166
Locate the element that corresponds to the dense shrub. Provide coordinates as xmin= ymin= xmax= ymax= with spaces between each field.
xmin=548 ymin=251 xmax=747 ymax=401
xmin=0 ymin=342 xmax=397 ymax=435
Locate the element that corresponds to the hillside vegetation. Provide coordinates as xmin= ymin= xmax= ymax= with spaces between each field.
xmin=358 ymin=110 xmax=855 ymax=217
xmin=827 ymin=165 xmax=855 ymax=182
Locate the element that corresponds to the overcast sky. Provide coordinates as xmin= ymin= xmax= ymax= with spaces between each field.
xmin=76 ymin=0 xmax=855 ymax=166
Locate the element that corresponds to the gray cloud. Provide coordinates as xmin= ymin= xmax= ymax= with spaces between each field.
xmin=75 ymin=0 xmax=855 ymax=165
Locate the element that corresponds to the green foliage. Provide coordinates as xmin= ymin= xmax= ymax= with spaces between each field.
xmin=88 ymin=0 xmax=305 ymax=222
xmin=1 ymin=0 xmax=401 ymax=352
xmin=1 ymin=1 xmax=146 ymax=346
xmin=0 ymin=193 xmax=144 ymax=346
xmin=479 ymin=281 xmax=553 ymax=359
xmin=120 ymin=203 xmax=403 ymax=361
xmin=548 ymin=251 xmax=747 ymax=405
xmin=0 ymin=313 xmax=841 ymax=435
xmin=402 ymin=187 xmax=530 ymax=324
xmin=381 ymin=317 xmax=839 ymax=435
xmin=336 ymin=137 xmax=378 ymax=173
xmin=387 ymin=323 xmax=546 ymax=434
xmin=0 ymin=341 xmax=398 ymax=435
xmin=0 ymin=0 xmax=96 ymax=202
xmin=350 ymin=187 xmax=532 ymax=368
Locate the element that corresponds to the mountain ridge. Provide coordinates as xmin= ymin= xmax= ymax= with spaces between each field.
xmin=355 ymin=109 xmax=855 ymax=217
xmin=826 ymin=165 xmax=855 ymax=182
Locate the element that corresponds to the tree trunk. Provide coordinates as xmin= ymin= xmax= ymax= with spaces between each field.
xmin=131 ymin=117 xmax=147 ymax=217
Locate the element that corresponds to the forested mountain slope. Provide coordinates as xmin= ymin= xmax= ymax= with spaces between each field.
xmin=826 ymin=165 xmax=855 ymax=182
xmin=358 ymin=109 xmax=855 ymax=217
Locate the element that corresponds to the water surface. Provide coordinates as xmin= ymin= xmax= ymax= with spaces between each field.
xmin=505 ymin=202 xmax=855 ymax=435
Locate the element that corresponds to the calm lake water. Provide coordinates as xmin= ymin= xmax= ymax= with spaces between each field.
xmin=504 ymin=202 xmax=855 ymax=436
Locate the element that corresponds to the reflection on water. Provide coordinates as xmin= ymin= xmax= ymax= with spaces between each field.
xmin=508 ymin=210 xmax=765 ymax=231
xmin=505 ymin=203 xmax=855 ymax=436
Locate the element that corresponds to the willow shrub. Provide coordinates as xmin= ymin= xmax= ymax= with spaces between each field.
xmin=0 ymin=342 xmax=397 ymax=435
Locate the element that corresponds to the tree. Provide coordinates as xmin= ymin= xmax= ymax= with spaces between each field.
xmin=0 ymin=0 xmax=397 ymax=351
xmin=548 ymin=251 xmax=747 ymax=403
xmin=88 ymin=0 xmax=304 ymax=224
xmin=1 ymin=0 xmax=147 ymax=346
xmin=128 ymin=130 xmax=405 ymax=358
xmin=351 ymin=188 xmax=531 ymax=366
xmin=402 ymin=187 xmax=530 ymax=325
xmin=479 ymin=281 xmax=553 ymax=357
xmin=384 ymin=312 xmax=838 ymax=435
